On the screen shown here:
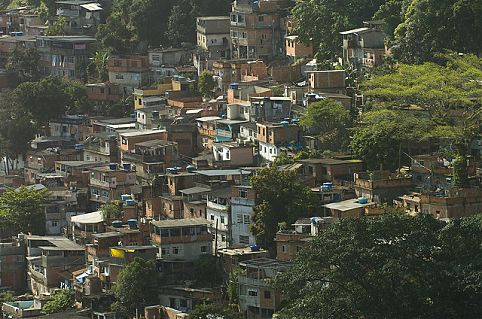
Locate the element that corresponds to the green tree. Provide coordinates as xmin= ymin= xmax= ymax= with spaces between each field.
xmin=451 ymin=154 xmax=468 ymax=188
xmin=394 ymin=0 xmax=482 ymax=64
xmin=42 ymin=289 xmax=74 ymax=314
xmin=300 ymin=99 xmax=350 ymax=151
xmin=91 ymin=48 xmax=111 ymax=81
xmin=198 ymin=70 xmax=215 ymax=97
xmin=113 ymin=257 xmax=159 ymax=317
xmin=46 ymin=16 xmax=69 ymax=36
xmin=372 ymin=0 xmax=412 ymax=41
xmin=165 ymin=0 xmax=194 ymax=47
xmin=193 ymin=254 xmax=221 ymax=287
xmin=189 ymin=303 xmax=241 ymax=319
xmin=363 ymin=54 xmax=482 ymax=156
xmin=6 ymin=46 xmax=40 ymax=82
xmin=291 ymin=0 xmax=386 ymax=66
xmin=0 ymin=291 xmax=15 ymax=304
xmin=0 ymin=186 xmax=49 ymax=238
xmin=350 ymin=109 xmax=433 ymax=170
xmin=250 ymin=167 xmax=317 ymax=251
xmin=99 ymin=201 xmax=123 ymax=220
xmin=274 ymin=213 xmax=482 ymax=319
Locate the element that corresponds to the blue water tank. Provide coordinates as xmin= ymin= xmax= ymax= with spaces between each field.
xmin=123 ymin=163 xmax=131 ymax=171
xmin=186 ymin=165 xmax=196 ymax=173
xmin=112 ymin=220 xmax=123 ymax=228
xmin=121 ymin=194 xmax=131 ymax=201
xmin=125 ymin=199 xmax=136 ymax=206
xmin=127 ymin=219 xmax=138 ymax=228
xmin=152 ymin=111 xmax=159 ymax=119
xmin=250 ymin=244 xmax=260 ymax=252
xmin=322 ymin=182 xmax=333 ymax=192
xmin=357 ymin=197 xmax=368 ymax=204
xmin=108 ymin=163 xmax=118 ymax=170
xmin=230 ymin=83 xmax=239 ymax=90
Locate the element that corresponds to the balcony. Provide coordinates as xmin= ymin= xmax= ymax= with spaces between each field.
xmin=231 ymin=197 xmax=255 ymax=206
xmin=89 ymin=178 xmax=113 ymax=188
xmin=207 ymin=201 xmax=230 ymax=211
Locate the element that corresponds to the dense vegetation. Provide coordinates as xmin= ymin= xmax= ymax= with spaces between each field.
xmin=275 ymin=213 xmax=482 ymax=319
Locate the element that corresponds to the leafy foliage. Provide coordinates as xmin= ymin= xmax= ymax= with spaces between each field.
xmin=363 ymin=54 xmax=482 ymax=155
xmin=193 ymin=255 xmax=221 ymax=287
xmin=451 ymin=154 xmax=468 ymax=188
xmin=198 ymin=70 xmax=215 ymax=97
xmin=100 ymin=201 xmax=124 ymax=220
xmin=6 ymin=46 xmax=40 ymax=82
xmin=46 ymin=16 xmax=69 ymax=36
xmin=0 ymin=186 xmax=49 ymax=238
xmin=300 ymin=99 xmax=351 ymax=150
xmin=113 ymin=257 xmax=159 ymax=316
xmin=350 ymin=109 xmax=433 ymax=170
xmin=394 ymin=0 xmax=482 ymax=64
xmin=250 ymin=167 xmax=317 ymax=250
xmin=275 ymin=213 xmax=482 ymax=319
xmin=42 ymin=289 xmax=74 ymax=314
xmin=291 ymin=0 xmax=386 ymax=65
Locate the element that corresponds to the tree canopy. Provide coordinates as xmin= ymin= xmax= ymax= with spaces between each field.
xmin=290 ymin=0 xmax=386 ymax=66
xmin=6 ymin=46 xmax=40 ymax=82
xmin=112 ymin=257 xmax=159 ymax=316
xmin=350 ymin=109 xmax=433 ymax=170
xmin=189 ymin=303 xmax=241 ymax=319
xmin=394 ymin=0 xmax=482 ymax=64
xmin=198 ymin=70 xmax=215 ymax=97
xmin=0 ymin=186 xmax=49 ymax=238
xmin=250 ymin=167 xmax=317 ymax=251
xmin=300 ymin=99 xmax=351 ymax=151
xmin=362 ymin=54 xmax=482 ymax=156
xmin=275 ymin=213 xmax=482 ymax=319
xmin=42 ymin=289 xmax=74 ymax=314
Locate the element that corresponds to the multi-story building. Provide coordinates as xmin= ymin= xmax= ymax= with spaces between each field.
xmin=230 ymin=0 xmax=291 ymax=60
xmin=55 ymin=0 xmax=103 ymax=35
xmin=0 ymin=238 xmax=26 ymax=292
xmin=118 ymin=129 xmax=167 ymax=153
xmin=212 ymin=142 xmax=254 ymax=167
xmin=238 ymin=258 xmax=291 ymax=319
xmin=88 ymin=164 xmax=137 ymax=207
xmin=195 ymin=16 xmax=230 ymax=72
xmin=256 ymin=121 xmax=302 ymax=162
xmin=107 ymin=55 xmax=150 ymax=93
xmin=285 ymin=35 xmax=313 ymax=60
xmin=149 ymin=218 xmax=212 ymax=262
xmin=122 ymin=139 xmax=179 ymax=180
xmin=71 ymin=210 xmax=105 ymax=244
xmin=340 ymin=21 xmax=385 ymax=69
xmin=206 ymin=186 xmax=231 ymax=251
xmin=354 ymin=171 xmax=413 ymax=204
xmin=36 ymin=35 xmax=97 ymax=80
xmin=135 ymin=106 xmax=169 ymax=130
xmin=306 ymin=70 xmax=346 ymax=93
xmin=230 ymin=185 xmax=256 ymax=246
xmin=85 ymin=82 xmax=123 ymax=103
xmin=25 ymin=235 xmax=85 ymax=297
xmin=82 ymin=133 xmax=120 ymax=164
xmin=49 ymin=115 xmax=88 ymax=141
xmin=298 ymin=157 xmax=364 ymax=185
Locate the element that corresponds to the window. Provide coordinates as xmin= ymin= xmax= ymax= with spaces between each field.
xmin=221 ymin=235 xmax=226 ymax=242
xmin=210 ymin=214 xmax=215 ymax=221
xmin=243 ymin=215 xmax=250 ymax=224
xmin=239 ymin=235 xmax=249 ymax=244
xmin=237 ymin=214 xmax=243 ymax=223
xmin=264 ymin=290 xmax=271 ymax=299
xmin=115 ymin=74 xmax=124 ymax=80
xmin=220 ymin=216 xmax=225 ymax=224
xmin=248 ymin=289 xmax=257 ymax=297
xmin=169 ymin=298 xmax=176 ymax=308
xmin=201 ymin=245 xmax=208 ymax=253
xmin=51 ymin=220 xmax=58 ymax=227
xmin=258 ymin=16 xmax=264 ymax=22
xmin=152 ymin=54 xmax=160 ymax=62
xmin=239 ymin=189 xmax=247 ymax=198
xmin=179 ymin=299 xmax=187 ymax=308
xmin=172 ymin=247 xmax=179 ymax=254
xmin=282 ymin=245 xmax=287 ymax=252
xmin=296 ymin=245 xmax=302 ymax=252
xmin=161 ymin=248 xmax=169 ymax=255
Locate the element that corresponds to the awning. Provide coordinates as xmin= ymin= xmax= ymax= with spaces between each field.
xmin=71 ymin=211 xmax=104 ymax=224
xmin=80 ymin=3 xmax=102 ymax=11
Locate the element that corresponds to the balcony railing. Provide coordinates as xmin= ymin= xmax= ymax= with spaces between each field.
xmin=89 ymin=178 xmax=112 ymax=188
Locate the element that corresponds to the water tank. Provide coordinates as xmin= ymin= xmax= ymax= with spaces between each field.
xmin=112 ymin=220 xmax=123 ymax=228
xmin=322 ymin=182 xmax=333 ymax=191
xmin=186 ymin=165 xmax=196 ymax=173
xmin=152 ymin=111 xmax=159 ymax=119
xmin=230 ymin=83 xmax=239 ymax=90
xmin=250 ymin=244 xmax=260 ymax=252
xmin=357 ymin=197 xmax=368 ymax=204
xmin=74 ymin=144 xmax=84 ymax=150
xmin=121 ymin=194 xmax=131 ymax=201
xmin=280 ymin=121 xmax=289 ymax=126
xmin=122 ymin=163 xmax=131 ymax=171
xmin=167 ymin=167 xmax=178 ymax=174
xmin=127 ymin=219 xmax=138 ymax=229
xmin=108 ymin=163 xmax=118 ymax=170
xmin=125 ymin=199 xmax=136 ymax=206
